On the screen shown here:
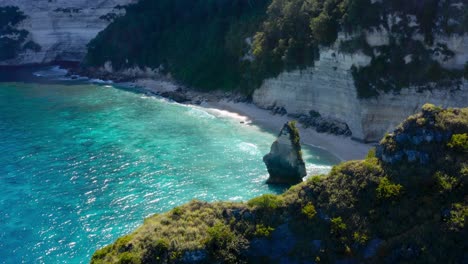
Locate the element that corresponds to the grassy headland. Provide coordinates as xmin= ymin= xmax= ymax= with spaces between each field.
xmin=91 ymin=104 xmax=467 ymax=263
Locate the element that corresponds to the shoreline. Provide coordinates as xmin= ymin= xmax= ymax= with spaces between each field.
xmin=124 ymin=78 xmax=372 ymax=161
xmin=2 ymin=61 xmax=373 ymax=161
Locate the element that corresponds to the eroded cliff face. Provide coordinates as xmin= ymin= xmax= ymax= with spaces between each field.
xmin=0 ymin=0 xmax=136 ymax=65
xmin=253 ymin=48 xmax=369 ymax=140
xmin=253 ymin=34 xmax=468 ymax=142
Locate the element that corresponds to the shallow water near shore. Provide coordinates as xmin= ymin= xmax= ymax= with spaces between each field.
xmin=0 ymin=80 xmax=338 ymax=263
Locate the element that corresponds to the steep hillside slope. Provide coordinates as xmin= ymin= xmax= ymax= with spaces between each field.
xmin=0 ymin=0 xmax=136 ymax=65
xmin=91 ymin=105 xmax=467 ymax=264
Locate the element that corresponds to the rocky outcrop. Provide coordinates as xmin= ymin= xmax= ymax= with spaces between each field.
xmin=263 ymin=122 xmax=306 ymax=184
xmin=0 ymin=0 xmax=136 ymax=65
xmin=253 ymin=41 xmax=468 ymax=143
xmin=376 ymin=104 xmax=468 ymax=165
xmin=288 ymin=110 xmax=352 ymax=137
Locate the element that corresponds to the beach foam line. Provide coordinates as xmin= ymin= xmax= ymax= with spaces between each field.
xmin=200 ymin=105 xmax=251 ymax=124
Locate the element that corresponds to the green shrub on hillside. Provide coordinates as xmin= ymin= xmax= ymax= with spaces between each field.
xmin=330 ymin=217 xmax=347 ymax=235
xmin=206 ymin=222 xmax=235 ymax=247
xmin=286 ymin=121 xmax=305 ymax=163
xmin=352 ymin=231 xmax=368 ymax=245
xmin=376 ymin=177 xmax=403 ymax=200
xmin=114 ymin=235 xmax=133 ymax=252
xmin=248 ymin=194 xmax=283 ymax=210
xmin=117 ymin=252 xmax=140 ymax=264
xmin=447 ymin=133 xmax=468 ymax=152
xmin=434 ymin=171 xmax=459 ymax=192
xmin=205 ymin=222 xmax=247 ymax=263
xmin=301 ymin=202 xmax=317 ymax=219
xmin=254 ymin=224 xmax=274 ymax=237
xmin=448 ymin=203 xmax=467 ymax=231
xmin=91 ymin=245 xmax=112 ymax=264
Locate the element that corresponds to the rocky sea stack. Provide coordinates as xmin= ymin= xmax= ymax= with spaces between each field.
xmin=263 ymin=121 xmax=307 ymax=184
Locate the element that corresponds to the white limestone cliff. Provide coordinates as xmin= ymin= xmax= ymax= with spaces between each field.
xmin=0 ymin=0 xmax=136 ymax=65
xmin=253 ymin=37 xmax=468 ymax=142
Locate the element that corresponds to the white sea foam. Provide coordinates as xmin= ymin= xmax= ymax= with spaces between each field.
xmin=33 ymin=66 xmax=68 ymax=78
xmin=203 ymin=107 xmax=250 ymax=123
xmin=305 ymin=164 xmax=332 ymax=177
xmin=186 ymin=108 xmax=215 ymax=119
xmin=89 ymin=79 xmax=113 ymax=84
xmin=238 ymin=142 xmax=260 ymax=155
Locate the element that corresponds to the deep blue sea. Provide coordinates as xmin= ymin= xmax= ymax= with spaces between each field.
xmin=0 ymin=67 xmax=338 ymax=263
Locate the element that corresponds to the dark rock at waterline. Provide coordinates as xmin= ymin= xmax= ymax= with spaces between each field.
xmin=288 ymin=111 xmax=352 ymax=136
xmin=263 ymin=121 xmax=306 ymax=184
xmin=160 ymin=90 xmax=190 ymax=103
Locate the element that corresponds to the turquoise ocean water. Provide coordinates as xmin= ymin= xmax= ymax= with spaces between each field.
xmin=0 ymin=77 xmax=338 ymax=263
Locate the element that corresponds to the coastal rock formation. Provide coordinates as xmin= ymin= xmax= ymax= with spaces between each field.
xmin=376 ymin=104 xmax=468 ymax=165
xmin=263 ymin=121 xmax=306 ymax=184
xmin=253 ymin=39 xmax=468 ymax=143
xmin=249 ymin=1 xmax=468 ymax=142
xmin=0 ymin=0 xmax=136 ymax=65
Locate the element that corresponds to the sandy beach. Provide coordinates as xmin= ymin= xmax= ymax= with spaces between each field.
xmin=203 ymin=100 xmax=372 ymax=161
xmin=130 ymin=78 xmax=373 ymax=161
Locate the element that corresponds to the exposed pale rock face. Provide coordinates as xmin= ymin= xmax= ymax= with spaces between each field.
xmin=253 ymin=5 xmax=467 ymax=143
xmin=0 ymin=0 xmax=137 ymax=65
xmin=253 ymin=47 xmax=468 ymax=142
xmin=263 ymin=122 xmax=306 ymax=184
xmin=253 ymin=49 xmax=369 ymax=141
xmin=359 ymin=83 xmax=467 ymax=142
xmin=434 ymin=34 xmax=468 ymax=69
xmin=365 ymin=28 xmax=390 ymax=47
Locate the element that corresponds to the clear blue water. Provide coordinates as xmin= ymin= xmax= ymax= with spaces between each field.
xmin=0 ymin=81 xmax=338 ymax=263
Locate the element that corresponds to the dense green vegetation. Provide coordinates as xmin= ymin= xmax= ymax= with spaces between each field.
xmin=86 ymin=0 xmax=466 ymax=97
xmin=91 ymin=105 xmax=467 ymax=263
xmin=285 ymin=120 xmax=304 ymax=163
xmin=86 ymin=0 xmax=270 ymax=92
xmin=0 ymin=6 xmax=40 ymax=60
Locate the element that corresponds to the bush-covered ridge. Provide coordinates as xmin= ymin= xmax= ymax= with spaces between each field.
xmin=91 ymin=104 xmax=467 ymax=264
xmin=86 ymin=0 xmax=466 ymax=97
